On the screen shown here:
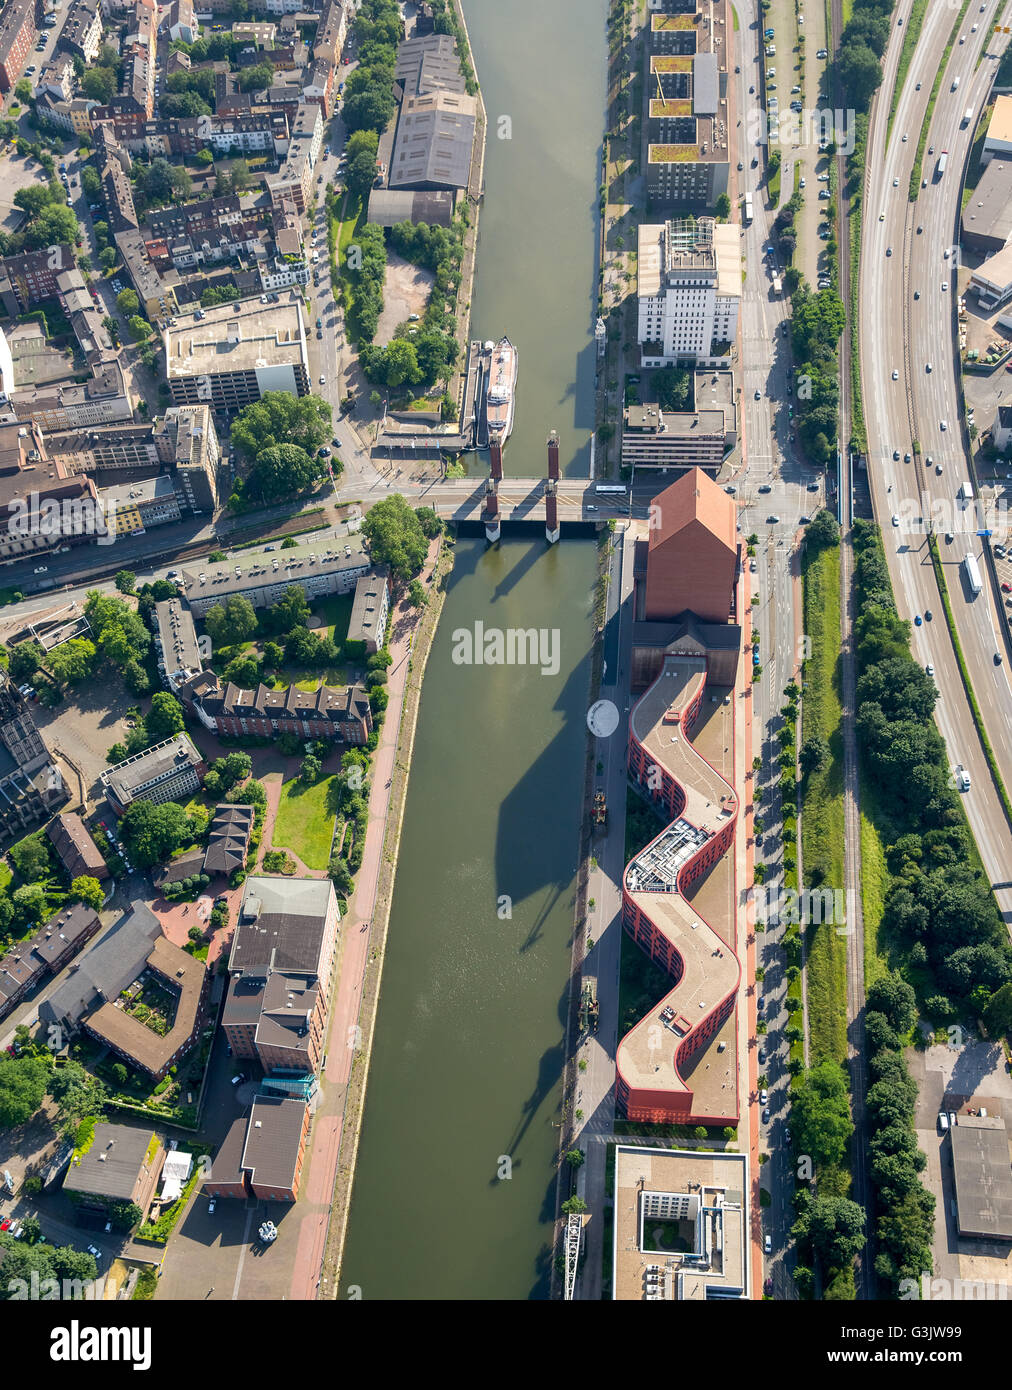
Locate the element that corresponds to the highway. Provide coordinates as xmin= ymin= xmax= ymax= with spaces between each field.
xmin=861 ymin=0 xmax=1012 ymax=926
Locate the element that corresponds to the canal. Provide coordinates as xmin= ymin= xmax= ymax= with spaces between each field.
xmin=340 ymin=0 xmax=606 ymax=1299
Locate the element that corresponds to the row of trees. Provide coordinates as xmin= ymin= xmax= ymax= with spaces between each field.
xmin=341 ymin=0 xmax=403 ymax=137
xmin=853 ymin=522 xmax=1012 ymax=1021
xmin=836 ymin=0 xmax=892 ymax=115
xmin=346 ymin=222 xmax=387 ymax=344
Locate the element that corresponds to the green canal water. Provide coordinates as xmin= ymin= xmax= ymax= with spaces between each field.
xmin=340 ymin=0 xmax=606 ymax=1298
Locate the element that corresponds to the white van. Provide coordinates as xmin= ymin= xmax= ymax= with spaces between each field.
xmin=955 ymin=765 xmax=971 ymax=791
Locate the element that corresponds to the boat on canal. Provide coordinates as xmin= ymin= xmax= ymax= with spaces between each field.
xmin=481 ymin=336 xmax=518 ymax=444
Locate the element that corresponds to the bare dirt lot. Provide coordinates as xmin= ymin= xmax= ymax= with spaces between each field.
xmin=32 ymin=681 xmax=140 ymax=804
xmin=374 ymin=252 xmax=434 ymax=347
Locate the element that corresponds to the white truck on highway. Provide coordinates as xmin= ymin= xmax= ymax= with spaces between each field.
xmin=935 ymin=150 xmax=948 ymax=179
xmin=963 ymin=552 xmax=983 ymax=597
xmin=958 ymin=479 xmax=973 ymax=504
xmin=962 ymin=108 xmax=973 ymax=128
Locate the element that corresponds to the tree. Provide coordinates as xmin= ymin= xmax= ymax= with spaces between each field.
xmin=714 ymin=192 xmax=731 ymax=219
xmin=116 ymin=288 xmax=140 ymax=315
xmin=565 ymin=1148 xmax=585 ymax=1169
xmin=983 ymin=982 xmax=1012 ymax=1039
xmin=789 ymin=1061 xmax=854 ymax=1169
xmin=238 ymin=60 xmax=275 ymax=92
xmin=262 ymin=640 xmax=284 ymax=670
xmin=345 ymin=129 xmax=380 ymax=198
xmin=110 ymin=1062 xmax=128 ymax=1087
xmin=806 ymin=509 xmax=840 ymax=548
xmin=867 ymin=972 xmax=917 ymax=1037
xmin=231 ymin=392 xmax=332 ymax=466
xmin=114 ymin=570 xmax=136 ymax=594
xmin=0 ymin=1055 xmax=51 ymax=1128
xmin=799 ymin=733 xmax=829 ymax=777
xmin=222 ymin=655 xmax=260 ymax=688
xmin=81 ymin=67 xmax=117 ymax=104
xmin=360 ymin=494 xmax=428 ymax=582
xmin=328 ymin=856 xmax=354 ymax=894
xmin=119 ymin=799 xmax=191 ymax=868
xmin=8 ymin=641 xmax=44 ymax=685
xmin=24 ymin=204 xmax=78 ymax=250
xmin=837 ymin=41 xmax=885 ymax=111
xmin=99 ymin=246 xmax=118 ymax=271
xmin=145 ymin=693 xmax=185 ymax=742
xmin=300 ymin=754 xmax=321 ymax=784
xmin=794 ymin=1194 xmax=866 ymax=1270
xmin=229 ymin=158 xmax=251 ymax=193
xmin=196 ymin=147 xmax=215 ymax=166
xmin=13 ymin=884 xmax=47 ymax=928
xmin=204 ymin=594 xmax=258 ymax=649
xmin=560 ymin=1195 xmax=587 ymax=1215
xmin=70 ymin=876 xmax=104 ymax=911
xmin=127 ymin=315 xmax=151 ymax=342
xmin=651 ymin=366 xmax=690 ymax=412
xmin=82 ymin=165 xmax=102 ymax=201
xmin=248 ymin=443 xmax=324 ymax=502
xmin=9 ymin=830 xmax=50 ymax=882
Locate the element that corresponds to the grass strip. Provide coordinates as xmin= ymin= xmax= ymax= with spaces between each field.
xmin=801 ymin=542 xmax=848 ymax=1067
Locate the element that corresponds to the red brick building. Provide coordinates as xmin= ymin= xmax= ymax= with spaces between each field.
xmin=644 ymin=467 xmax=738 ymax=623
xmin=0 ymin=0 xmax=37 ymax=95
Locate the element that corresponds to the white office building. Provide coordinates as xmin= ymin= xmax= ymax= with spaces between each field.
xmin=637 ymin=218 xmax=741 ymax=368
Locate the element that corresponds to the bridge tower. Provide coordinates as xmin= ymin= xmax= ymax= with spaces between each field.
xmin=545 ymin=480 xmax=559 ymax=544
xmin=547 ymin=429 xmax=560 ymax=481
xmin=484 ymin=478 xmax=501 ymax=543
xmin=489 ymin=433 xmax=504 ymax=481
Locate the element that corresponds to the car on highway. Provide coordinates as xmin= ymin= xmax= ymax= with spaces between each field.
xmin=902 ymin=133 xmax=908 ymax=142
xmin=940 ymin=420 xmax=948 ymax=430
xmin=879 ymin=211 xmax=885 ymax=221
xmin=925 ymin=361 xmax=931 ymax=372
xmin=86 ymin=1245 xmax=101 ymax=1259
xmin=754 ymin=388 xmax=761 ymax=399
xmin=914 ymin=290 xmax=920 ymax=299
xmin=893 ymin=177 xmax=899 ymax=186
xmin=758 ymin=483 xmax=772 ymax=493
xmin=586 ymin=504 xmax=598 ymax=512
xmin=893 ymin=449 xmax=901 ymax=460
xmin=886 ymin=246 xmax=893 ymax=256
xmin=764 ymin=1234 xmax=772 ymax=1255
xmin=924 ymin=610 xmax=933 ymax=621
xmin=941 ymin=281 xmax=948 ymax=291
xmin=926 ymin=663 xmax=934 ymax=677
xmin=915 ymin=81 xmax=921 ymax=90
xmin=319 ymin=375 xmax=326 ymax=384
xmin=767 ymin=514 xmax=780 ymax=523
xmin=929 ymin=146 xmax=934 ymax=156
xmin=799 ymin=175 xmax=805 ymax=187
xmin=33 ymin=565 xmax=48 ymax=573
xmin=892 ymin=369 xmax=899 ymax=380
xmin=737 ymin=161 xmax=743 ymax=170
xmin=916 ymin=224 xmax=923 ymax=234
xmin=936 ymin=462 xmax=943 ymax=474
xmin=914 ymin=615 xmax=922 ymax=625
xmin=891 ymin=514 xmax=900 ymax=526
xmin=996 ymin=652 xmax=1004 ymax=665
